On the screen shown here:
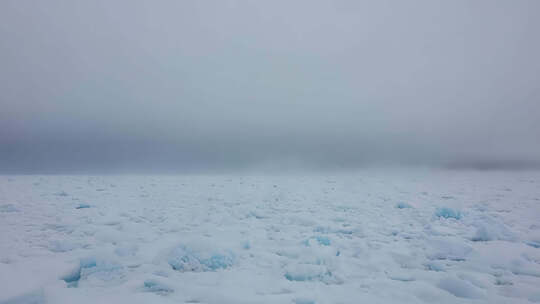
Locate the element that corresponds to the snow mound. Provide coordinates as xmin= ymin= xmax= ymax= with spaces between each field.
xmin=114 ymin=245 xmax=138 ymax=257
xmin=48 ymin=240 xmax=80 ymax=253
xmin=427 ymin=239 xmax=472 ymax=261
xmin=168 ymin=244 xmax=235 ymax=272
xmin=471 ymin=224 xmax=514 ymax=242
xmin=0 ymin=290 xmax=45 ymax=304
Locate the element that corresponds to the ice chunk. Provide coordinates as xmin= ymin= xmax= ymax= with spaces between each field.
xmin=435 ymin=207 xmax=462 ymax=220
xmin=389 ymin=275 xmax=415 ymax=282
xmin=471 ymin=226 xmax=492 ymax=242
xmin=248 ymin=211 xmax=267 ymax=219
xmin=142 ymin=279 xmax=174 ymax=295
xmin=61 ymin=257 xmax=96 ymax=285
xmin=304 ymin=236 xmax=331 ymax=247
xmin=529 ymin=292 xmax=540 ymax=303
xmin=75 ymin=203 xmax=91 ymax=209
xmin=396 ymin=202 xmax=412 ymax=209
xmin=60 ymin=257 xmax=124 ymax=287
xmin=284 ymin=264 xmax=341 ymax=284
xmin=423 ymin=261 xmax=445 ymax=272
xmin=285 ymin=269 xmax=327 ymax=282
xmin=494 ymin=277 xmax=513 ymax=286
xmin=0 ymin=204 xmax=19 ymax=213
xmin=525 ymin=232 xmax=540 ymax=248
xmin=313 ymin=225 xmax=359 ymax=236
xmin=168 ymin=245 xmax=235 ymax=272
xmin=526 ymin=241 xmax=540 ymax=248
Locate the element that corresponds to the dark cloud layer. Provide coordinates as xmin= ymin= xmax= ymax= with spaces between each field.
xmin=1 ymin=0 xmax=539 ymax=173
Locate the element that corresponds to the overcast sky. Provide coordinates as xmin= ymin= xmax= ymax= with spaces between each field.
xmin=1 ymin=0 xmax=539 ymax=173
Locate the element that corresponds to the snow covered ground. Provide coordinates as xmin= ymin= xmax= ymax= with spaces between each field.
xmin=1 ymin=170 xmax=540 ymax=303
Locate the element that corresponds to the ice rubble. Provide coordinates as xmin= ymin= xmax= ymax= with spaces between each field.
xmin=2 ymin=172 xmax=540 ymax=303
xmin=168 ymin=244 xmax=235 ymax=272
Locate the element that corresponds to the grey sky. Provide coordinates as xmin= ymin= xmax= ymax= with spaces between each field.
xmin=1 ymin=0 xmax=539 ymax=172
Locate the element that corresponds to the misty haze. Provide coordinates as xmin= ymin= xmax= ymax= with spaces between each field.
xmin=1 ymin=1 xmax=540 ymax=303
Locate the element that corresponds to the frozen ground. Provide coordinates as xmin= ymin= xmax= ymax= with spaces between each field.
xmin=1 ymin=170 xmax=540 ymax=303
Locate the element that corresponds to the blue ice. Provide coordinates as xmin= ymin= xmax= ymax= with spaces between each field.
xmin=435 ymin=207 xmax=462 ymax=220
xmin=61 ymin=257 xmax=123 ymax=287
